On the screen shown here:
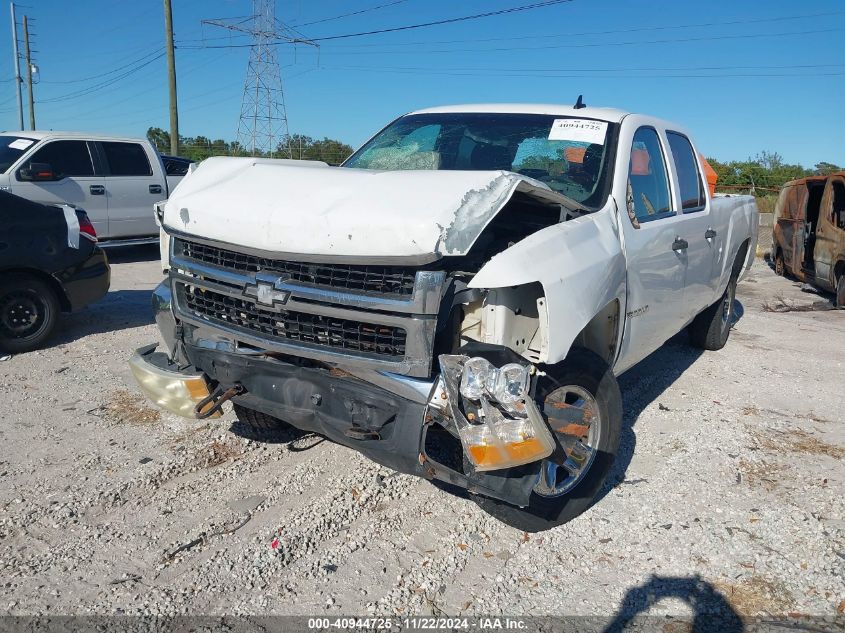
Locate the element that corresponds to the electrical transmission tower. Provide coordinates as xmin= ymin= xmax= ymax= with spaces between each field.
xmin=204 ymin=1 xmax=316 ymax=157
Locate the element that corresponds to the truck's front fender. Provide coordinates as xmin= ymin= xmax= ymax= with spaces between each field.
xmin=467 ymin=205 xmax=626 ymax=366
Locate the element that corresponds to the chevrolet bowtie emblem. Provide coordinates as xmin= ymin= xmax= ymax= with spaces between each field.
xmin=244 ymin=274 xmax=291 ymax=307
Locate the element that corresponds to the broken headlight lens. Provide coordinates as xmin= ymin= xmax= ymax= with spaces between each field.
xmin=459 ymin=356 xmax=495 ymax=400
xmin=490 ymin=362 xmax=530 ymax=404
xmin=459 ymin=357 xmax=529 ymax=405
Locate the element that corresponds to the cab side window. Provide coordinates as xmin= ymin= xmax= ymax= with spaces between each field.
xmin=20 ymin=140 xmax=95 ymax=178
xmin=100 ymin=142 xmax=152 ymax=176
xmin=627 ymin=128 xmax=672 ymax=226
xmin=667 ymin=131 xmax=706 ymax=212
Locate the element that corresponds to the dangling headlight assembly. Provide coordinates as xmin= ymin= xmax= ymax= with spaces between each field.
xmin=438 ymin=355 xmax=555 ymax=472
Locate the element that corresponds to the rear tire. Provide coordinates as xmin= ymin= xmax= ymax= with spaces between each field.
xmin=233 ymin=404 xmax=290 ymax=431
xmin=472 ymin=348 xmax=622 ymax=532
xmin=0 ymin=274 xmax=60 ymax=353
xmin=688 ymin=279 xmax=736 ymax=351
xmin=836 ymin=275 xmax=845 ymax=309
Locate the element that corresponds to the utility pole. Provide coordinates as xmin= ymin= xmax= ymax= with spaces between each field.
xmin=163 ymin=0 xmax=179 ymax=156
xmin=23 ymin=14 xmax=34 ymax=130
xmin=204 ymin=1 xmax=317 ymax=157
xmin=9 ymin=2 xmax=23 ymax=130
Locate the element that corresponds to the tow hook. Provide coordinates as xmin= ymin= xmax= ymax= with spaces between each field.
xmin=195 ymin=383 xmax=245 ymax=419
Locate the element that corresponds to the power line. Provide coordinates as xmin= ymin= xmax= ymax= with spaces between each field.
xmin=321 ymin=10 xmax=845 ymax=49
xmin=291 ymin=0 xmax=411 ymax=28
xmin=38 ymin=48 xmax=162 ymax=84
xmin=309 ymin=26 xmax=845 ymax=56
xmin=179 ymin=0 xmax=576 ymax=48
xmin=307 ymin=0 xmax=574 ymax=42
xmin=318 ymin=65 xmax=845 ymax=79
xmin=328 ymin=62 xmax=845 ymax=74
xmin=37 ymin=51 xmax=229 ymax=124
xmin=39 ymin=53 xmax=164 ymax=103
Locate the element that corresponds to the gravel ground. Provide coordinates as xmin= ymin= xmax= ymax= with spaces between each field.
xmin=0 ymin=246 xmax=843 ymax=620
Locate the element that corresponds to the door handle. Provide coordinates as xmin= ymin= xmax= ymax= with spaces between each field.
xmin=672 ymin=237 xmax=689 ymax=251
xmin=705 ymin=228 xmax=717 ymax=239
xmin=89 ymin=185 xmax=105 ymax=195
xmin=149 ymin=184 xmax=162 ymax=194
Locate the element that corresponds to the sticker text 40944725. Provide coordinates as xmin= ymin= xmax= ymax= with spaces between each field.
xmin=548 ymin=118 xmax=608 ymax=144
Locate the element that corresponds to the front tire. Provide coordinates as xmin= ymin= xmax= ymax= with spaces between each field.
xmin=0 ymin=274 xmax=60 ymax=353
xmin=473 ymin=348 xmax=622 ymax=532
xmin=233 ymin=403 xmax=290 ymax=431
xmin=836 ymin=274 xmax=845 ymax=309
xmin=688 ymin=278 xmax=736 ymax=351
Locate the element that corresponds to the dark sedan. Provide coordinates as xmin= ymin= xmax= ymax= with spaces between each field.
xmin=0 ymin=191 xmax=110 ymax=352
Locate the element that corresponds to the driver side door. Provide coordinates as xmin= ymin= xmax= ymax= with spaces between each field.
xmin=616 ymin=126 xmax=690 ymax=368
xmin=10 ymin=139 xmax=109 ymax=237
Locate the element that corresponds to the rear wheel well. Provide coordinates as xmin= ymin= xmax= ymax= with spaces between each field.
xmin=732 ymin=239 xmax=751 ymax=279
xmin=0 ymin=268 xmax=70 ymax=312
xmin=835 ymin=260 xmax=845 ymax=282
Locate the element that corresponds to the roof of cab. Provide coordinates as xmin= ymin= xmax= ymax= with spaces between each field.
xmin=408 ymin=103 xmax=630 ymax=123
xmin=0 ymin=130 xmax=148 ymax=143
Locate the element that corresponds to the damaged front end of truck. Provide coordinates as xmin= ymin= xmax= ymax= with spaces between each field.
xmin=130 ymin=150 xmax=626 ymax=523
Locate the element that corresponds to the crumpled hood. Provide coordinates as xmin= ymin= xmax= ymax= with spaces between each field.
xmin=163 ymin=156 xmax=577 ymax=259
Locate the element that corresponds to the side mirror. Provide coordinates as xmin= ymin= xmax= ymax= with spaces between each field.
xmin=19 ymin=162 xmax=59 ymax=182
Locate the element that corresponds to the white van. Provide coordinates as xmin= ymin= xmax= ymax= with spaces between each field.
xmin=0 ymin=131 xmax=183 ymax=243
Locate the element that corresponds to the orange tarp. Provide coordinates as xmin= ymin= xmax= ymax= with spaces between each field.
xmin=699 ymin=154 xmax=718 ymax=197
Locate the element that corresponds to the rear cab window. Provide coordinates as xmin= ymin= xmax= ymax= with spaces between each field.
xmin=666 ymin=131 xmax=706 ymax=212
xmin=164 ymin=157 xmax=191 ymax=176
xmin=626 ymin=127 xmax=673 ymax=226
xmin=100 ymin=142 xmax=152 ymax=176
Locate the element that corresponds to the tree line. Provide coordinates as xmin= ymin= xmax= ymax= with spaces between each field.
xmin=148 ymin=127 xmax=841 ymax=194
xmin=706 ymin=151 xmax=841 ymax=195
xmin=146 ymin=128 xmax=354 ymax=166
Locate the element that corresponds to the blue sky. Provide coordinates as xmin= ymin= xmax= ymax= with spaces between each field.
xmin=0 ymin=0 xmax=842 ymax=167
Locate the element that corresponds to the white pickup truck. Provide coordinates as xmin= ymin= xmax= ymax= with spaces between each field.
xmin=130 ymin=103 xmax=758 ymax=530
xmin=0 ymin=131 xmax=180 ymax=242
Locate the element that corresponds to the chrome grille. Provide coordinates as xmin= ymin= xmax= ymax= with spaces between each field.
xmin=177 ymin=238 xmax=417 ymax=297
xmin=177 ymin=283 xmax=407 ymax=358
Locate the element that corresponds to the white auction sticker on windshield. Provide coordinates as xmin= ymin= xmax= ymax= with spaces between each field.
xmin=8 ymin=138 xmax=34 ymax=150
xmin=548 ymin=119 xmax=608 ymax=144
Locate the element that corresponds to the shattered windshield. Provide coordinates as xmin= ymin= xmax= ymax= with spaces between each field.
xmin=343 ymin=112 xmax=616 ymax=207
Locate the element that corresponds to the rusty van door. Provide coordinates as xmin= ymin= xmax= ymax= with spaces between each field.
xmin=773 ymin=183 xmax=804 ymax=278
xmin=813 ymin=174 xmax=845 ymax=292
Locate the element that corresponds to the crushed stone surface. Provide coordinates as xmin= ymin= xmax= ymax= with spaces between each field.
xmin=1 ymin=247 xmax=842 ymax=618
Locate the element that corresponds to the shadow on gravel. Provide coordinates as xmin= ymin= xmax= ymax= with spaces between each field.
xmin=603 ymin=574 xmax=743 ymax=633
xmin=101 ymin=243 xmax=161 ymax=264
xmin=228 ymin=418 xmax=319 ymax=449
xmin=56 ymin=289 xmax=154 ymax=343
